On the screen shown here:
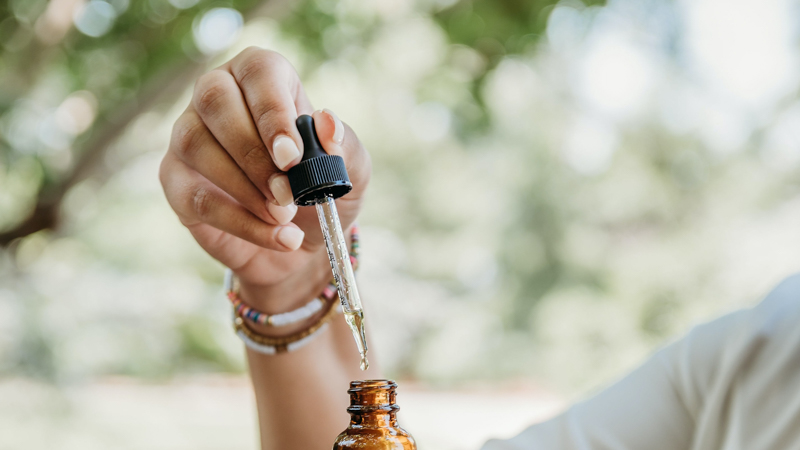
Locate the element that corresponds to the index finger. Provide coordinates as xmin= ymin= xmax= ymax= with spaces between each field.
xmin=225 ymin=47 xmax=314 ymax=172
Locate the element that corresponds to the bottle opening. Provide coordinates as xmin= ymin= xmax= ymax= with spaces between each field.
xmin=347 ymin=379 xmax=399 ymax=413
xmin=349 ymin=379 xmax=395 ymax=389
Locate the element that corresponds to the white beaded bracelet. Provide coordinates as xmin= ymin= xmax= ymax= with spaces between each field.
xmin=235 ymin=322 xmax=331 ymax=355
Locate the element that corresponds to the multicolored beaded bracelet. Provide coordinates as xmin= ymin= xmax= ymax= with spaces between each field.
xmin=233 ymin=291 xmax=341 ymax=353
xmin=226 ymin=279 xmax=333 ymax=327
xmin=224 ymin=224 xmax=360 ymax=327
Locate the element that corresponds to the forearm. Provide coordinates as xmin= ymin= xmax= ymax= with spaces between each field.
xmin=240 ymin=252 xmax=381 ymax=450
xmin=248 ymin=320 xmax=379 ymax=449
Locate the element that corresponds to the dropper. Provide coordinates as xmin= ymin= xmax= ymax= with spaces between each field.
xmin=287 ymin=115 xmax=369 ymax=370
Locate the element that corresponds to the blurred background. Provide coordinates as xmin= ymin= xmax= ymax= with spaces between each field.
xmin=1 ymin=0 xmax=800 ymax=448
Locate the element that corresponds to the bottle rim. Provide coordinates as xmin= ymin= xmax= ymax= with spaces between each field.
xmin=348 ymin=379 xmax=397 ymax=391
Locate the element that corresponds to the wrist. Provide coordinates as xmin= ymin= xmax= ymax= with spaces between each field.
xmin=231 ymin=223 xmax=357 ymax=340
xmin=237 ymin=250 xmax=331 ymax=336
xmin=239 ymin=251 xmax=331 ymax=309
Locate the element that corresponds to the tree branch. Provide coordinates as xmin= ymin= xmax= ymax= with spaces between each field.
xmin=0 ymin=60 xmax=206 ymax=246
xmin=0 ymin=0 xmax=293 ymax=247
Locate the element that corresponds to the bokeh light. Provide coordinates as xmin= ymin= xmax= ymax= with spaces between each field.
xmin=73 ymin=0 xmax=117 ymax=38
xmin=193 ymin=8 xmax=244 ymax=55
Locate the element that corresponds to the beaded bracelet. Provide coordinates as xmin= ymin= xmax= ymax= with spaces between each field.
xmin=233 ymin=292 xmax=340 ymax=354
xmin=237 ymin=322 xmax=331 ymax=355
xmin=224 ymin=224 xmax=359 ymax=328
xmin=225 ymin=271 xmax=334 ymax=327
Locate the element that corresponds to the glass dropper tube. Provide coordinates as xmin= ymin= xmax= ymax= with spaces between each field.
xmin=315 ymin=194 xmax=369 ymax=370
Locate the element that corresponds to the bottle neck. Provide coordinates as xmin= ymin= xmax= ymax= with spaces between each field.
xmin=350 ymin=408 xmax=399 ymax=428
xmin=346 ymin=380 xmax=401 ymax=429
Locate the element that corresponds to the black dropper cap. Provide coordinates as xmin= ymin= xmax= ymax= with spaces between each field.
xmin=287 ymin=115 xmax=352 ymax=206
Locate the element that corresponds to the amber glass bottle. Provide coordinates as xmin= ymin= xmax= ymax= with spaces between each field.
xmin=333 ymin=379 xmax=416 ymax=450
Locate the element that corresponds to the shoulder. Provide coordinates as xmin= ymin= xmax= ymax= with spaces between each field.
xmin=673 ymin=272 xmax=800 ymax=355
xmin=660 ymin=273 xmax=800 ymax=413
xmin=753 ymin=272 xmax=800 ymax=332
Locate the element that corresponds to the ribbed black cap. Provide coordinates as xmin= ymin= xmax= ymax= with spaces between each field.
xmin=287 ymin=115 xmax=352 ymax=206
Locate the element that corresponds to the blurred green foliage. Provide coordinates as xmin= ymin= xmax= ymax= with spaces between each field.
xmin=1 ymin=0 xmax=597 ymax=382
xmin=0 ymin=0 xmax=595 ymax=243
xmin=0 ymin=0 xmax=264 ymax=243
xmin=436 ymin=0 xmax=604 ymax=60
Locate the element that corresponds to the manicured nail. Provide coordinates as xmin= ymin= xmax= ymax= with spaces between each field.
xmin=276 ymin=225 xmax=304 ymax=250
xmin=269 ymin=174 xmax=294 ymax=206
xmin=272 ymin=135 xmax=300 ymax=170
xmin=323 ymin=108 xmax=344 ymax=145
xmin=268 ymin=202 xmax=297 ymax=225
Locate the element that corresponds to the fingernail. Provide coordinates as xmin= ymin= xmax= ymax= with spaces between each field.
xmin=269 ymin=174 xmax=294 ymax=206
xmin=268 ymin=202 xmax=297 ymax=225
xmin=272 ymin=135 xmax=300 ymax=170
xmin=323 ymin=108 xmax=345 ymax=145
xmin=276 ymin=226 xmax=304 ymax=250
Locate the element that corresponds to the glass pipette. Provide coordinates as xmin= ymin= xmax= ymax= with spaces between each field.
xmin=315 ymin=195 xmax=368 ymax=370
xmin=287 ymin=114 xmax=369 ymax=370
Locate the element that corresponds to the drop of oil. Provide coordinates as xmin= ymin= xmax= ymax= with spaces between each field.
xmin=344 ymin=310 xmax=369 ymax=371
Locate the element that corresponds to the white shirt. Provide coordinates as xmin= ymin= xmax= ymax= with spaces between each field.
xmin=482 ymin=274 xmax=800 ymax=450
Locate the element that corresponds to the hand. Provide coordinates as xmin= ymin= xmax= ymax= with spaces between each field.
xmin=159 ymin=47 xmax=371 ymax=308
